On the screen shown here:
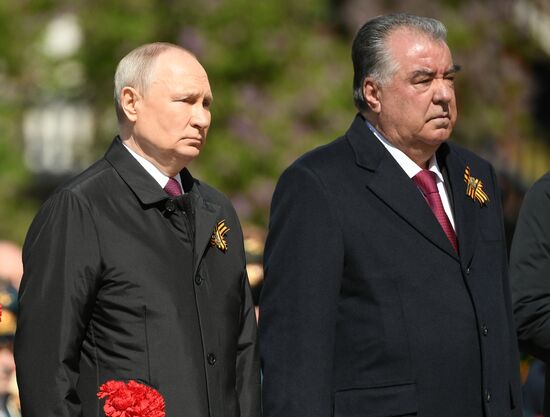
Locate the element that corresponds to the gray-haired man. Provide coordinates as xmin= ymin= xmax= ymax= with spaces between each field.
xmin=16 ymin=43 xmax=261 ymax=417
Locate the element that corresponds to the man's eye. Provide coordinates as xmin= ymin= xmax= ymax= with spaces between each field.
xmin=176 ymin=97 xmax=195 ymax=104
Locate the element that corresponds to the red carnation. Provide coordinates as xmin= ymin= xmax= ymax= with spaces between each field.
xmin=97 ymin=380 xmax=165 ymax=417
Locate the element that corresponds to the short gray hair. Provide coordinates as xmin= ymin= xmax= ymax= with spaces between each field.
xmin=114 ymin=42 xmax=192 ymax=121
xmin=352 ymin=13 xmax=448 ymax=111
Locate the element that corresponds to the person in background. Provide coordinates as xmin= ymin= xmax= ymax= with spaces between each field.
xmin=511 ymin=171 xmax=550 ymax=417
xmin=0 ymin=241 xmax=22 ymax=417
xmin=0 ymin=278 xmax=20 ymax=417
xmin=15 ymin=42 xmax=260 ymax=417
xmin=0 ymin=242 xmax=22 ymax=291
xmin=260 ymin=13 xmax=522 ymax=417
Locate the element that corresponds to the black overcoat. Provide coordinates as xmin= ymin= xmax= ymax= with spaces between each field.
xmin=510 ymin=171 xmax=550 ymax=415
xmin=15 ymin=137 xmax=261 ymax=417
xmin=259 ymin=114 xmax=522 ymax=417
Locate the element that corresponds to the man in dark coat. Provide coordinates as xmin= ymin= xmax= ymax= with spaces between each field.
xmin=259 ymin=13 xmax=522 ymax=417
xmin=510 ymin=171 xmax=550 ymax=416
xmin=15 ymin=43 xmax=261 ymax=417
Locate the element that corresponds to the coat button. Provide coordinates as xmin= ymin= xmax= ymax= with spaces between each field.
xmin=207 ymin=353 xmax=216 ymax=365
xmin=465 ymin=267 xmax=471 ymax=275
xmin=482 ymin=324 xmax=488 ymax=336
xmin=485 ymin=389 xmax=491 ymax=402
xmin=195 ymin=275 xmax=203 ymax=285
xmin=165 ymin=199 xmax=176 ymax=212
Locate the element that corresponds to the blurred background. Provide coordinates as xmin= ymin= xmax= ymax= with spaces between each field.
xmin=1 ymin=0 xmax=549 ymax=416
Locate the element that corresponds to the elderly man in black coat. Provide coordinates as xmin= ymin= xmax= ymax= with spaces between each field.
xmin=15 ymin=43 xmax=261 ymax=417
xmin=260 ymin=13 xmax=522 ymax=417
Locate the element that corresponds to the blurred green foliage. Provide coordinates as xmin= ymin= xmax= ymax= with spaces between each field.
xmin=1 ymin=0 xmax=549 ymax=244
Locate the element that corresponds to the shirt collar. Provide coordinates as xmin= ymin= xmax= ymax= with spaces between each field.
xmin=122 ymin=142 xmax=182 ymax=190
xmin=365 ymin=120 xmax=444 ymax=183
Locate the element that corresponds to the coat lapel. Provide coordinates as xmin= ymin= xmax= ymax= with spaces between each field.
xmin=187 ymin=179 xmax=222 ymax=277
xmin=437 ymin=144 xmax=478 ymax=268
xmin=347 ymin=115 xmax=459 ymax=260
xmin=106 ymin=138 xmax=224 ymax=275
xmin=104 ymin=136 xmax=169 ymax=205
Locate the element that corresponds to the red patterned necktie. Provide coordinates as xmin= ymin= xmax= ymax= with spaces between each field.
xmin=164 ymin=177 xmax=182 ymax=197
xmin=413 ymin=170 xmax=458 ymax=253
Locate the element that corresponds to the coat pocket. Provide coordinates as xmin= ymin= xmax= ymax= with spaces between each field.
xmin=334 ymin=382 xmax=417 ymax=417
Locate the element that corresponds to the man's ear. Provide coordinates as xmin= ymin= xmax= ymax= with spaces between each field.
xmin=120 ymin=86 xmax=141 ymax=122
xmin=363 ymin=78 xmax=381 ymax=113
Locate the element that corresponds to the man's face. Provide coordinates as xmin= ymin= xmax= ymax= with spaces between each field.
xmin=369 ymin=28 xmax=458 ymax=156
xmin=128 ymin=49 xmax=213 ymax=173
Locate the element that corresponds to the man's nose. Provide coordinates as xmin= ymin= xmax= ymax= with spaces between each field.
xmin=433 ymin=79 xmax=454 ymax=104
xmin=191 ymin=104 xmax=211 ymax=129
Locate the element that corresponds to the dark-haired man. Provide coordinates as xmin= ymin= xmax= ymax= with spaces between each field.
xmin=260 ymin=13 xmax=522 ymax=417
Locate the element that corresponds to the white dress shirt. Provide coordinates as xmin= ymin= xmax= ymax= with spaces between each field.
xmin=366 ymin=121 xmax=455 ymax=230
xmin=123 ymin=143 xmax=183 ymax=193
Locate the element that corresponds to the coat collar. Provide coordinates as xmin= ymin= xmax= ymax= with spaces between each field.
xmin=104 ymin=137 xmax=222 ymax=268
xmin=104 ymin=136 xmax=168 ymax=206
xmin=347 ymin=114 xmax=477 ymax=264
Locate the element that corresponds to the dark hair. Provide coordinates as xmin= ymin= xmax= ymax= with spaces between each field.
xmin=351 ymin=13 xmax=447 ymax=111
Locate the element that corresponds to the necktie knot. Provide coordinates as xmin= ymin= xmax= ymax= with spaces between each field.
xmin=164 ymin=177 xmax=182 ymax=197
xmin=413 ymin=170 xmax=438 ymax=195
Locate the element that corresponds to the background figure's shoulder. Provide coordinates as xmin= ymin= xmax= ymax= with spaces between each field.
xmin=529 ymin=170 xmax=550 ymax=192
xmin=521 ymin=170 xmax=550 ymax=208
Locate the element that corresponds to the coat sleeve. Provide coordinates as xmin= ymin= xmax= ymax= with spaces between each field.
xmin=510 ymin=173 xmax=550 ymax=362
xmin=236 ymin=268 xmax=262 ymax=417
xmin=15 ymin=190 xmax=101 ymax=417
xmin=259 ymin=162 xmax=344 ymax=417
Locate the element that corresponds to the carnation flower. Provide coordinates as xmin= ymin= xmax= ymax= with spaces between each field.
xmin=97 ymin=380 xmax=165 ymax=417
